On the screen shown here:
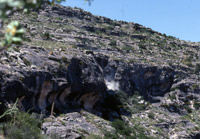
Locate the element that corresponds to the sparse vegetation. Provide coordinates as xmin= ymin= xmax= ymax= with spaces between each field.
xmin=0 ymin=101 xmax=44 ymax=139
xmin=2 ymin=112 xmax=44 ymax=139
xmin=195 ymin=63 xmax=200 ymax=73
xmin=106 ymin=119 xmax=150 ymax=139
xmin=109 ymin=40 xmax=117 ymax=46
xmin=0 ymin=1 xmax=200 ymax=139
xmin=182 ymin=56 xmax=193 ymax=67
xmin=148 ymin=111 xmax=155 ymax=119
xmin=41 ymin=32 xmax=50 ymax=40
xmin=116 ymin=90 xmax=149 ymax=114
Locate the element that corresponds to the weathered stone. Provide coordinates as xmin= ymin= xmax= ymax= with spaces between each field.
xmin=42 ymin=112 xmax=101 ymax=139
xmin=0 ymin=3 xmax=199 ymax=139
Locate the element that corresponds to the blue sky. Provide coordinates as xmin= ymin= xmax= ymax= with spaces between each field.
xmin=62 ymin=0 xmax=200 ymax=42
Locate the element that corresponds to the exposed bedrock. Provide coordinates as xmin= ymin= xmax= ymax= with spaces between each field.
xmin=0 ymin=47 xmax=175 ymax=118
xmin=102 ymin=60 xmax=175 ymax=102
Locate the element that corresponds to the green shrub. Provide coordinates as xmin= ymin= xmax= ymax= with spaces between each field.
xmin=182 ymin=56 xmax=193 ymax=67
xmin=139 ymin=40 xmax=147 ymax=50
xmin=104 ymin=131 xmax=118 ymax=139
xmin=121 ymin=45 xmax=133 ymax=52
xmin=148 ymin=111 xmax=155 ymax=119
xmin=169 ymin=94 xmax=176 ymax=100
xmin=103 ymin=119 xmax=150 ymax=139
xmin=115 ymin=90 xmax=148 ymax=114
xmin=183 ymin=105 xmax=193 ymax=113
xmin=85 ymin=134 xmax=102 ymax=139
xmin=195 ymin=63 xmax=200 ymax=73
xmin=41 ymin=32 xmax=50 ymax=40
xmin=2 ymin=112 xmax=44 ymax=139
xmin=194 ymin=101 xmax=200 ymax=110
xmin=109 ymin=40 xmax=117 ymax=46
xmin=111 ymin=120 xmax=132 ymax=136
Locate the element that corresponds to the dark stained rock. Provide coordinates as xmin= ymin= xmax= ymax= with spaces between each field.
xmin=192 ymin=133 xmax=200 ymax=139
xmin=0 ymin=46 xmax=176 ymax=117
xmin=103 ymin=60 xmax=175 ymax=102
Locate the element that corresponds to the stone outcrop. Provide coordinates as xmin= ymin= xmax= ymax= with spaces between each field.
xmin=42 ymin=112 xmax=101 ymax=139
xmin=0 ymin=3 xmax=199 ymax=139
xmin=0 ymin=46 xmax=176 ymax=117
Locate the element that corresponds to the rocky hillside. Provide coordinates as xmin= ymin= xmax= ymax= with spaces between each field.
xmin=0 ymin=3 xmax=200 ymax=139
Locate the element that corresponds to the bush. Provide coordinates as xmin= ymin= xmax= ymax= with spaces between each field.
xmin=2 ymin=112 xmax=44 ymax=139
xmin=182 ymin=56 xmax=193 ymax=67
xmin=148 ymin=111 xmax=155 ymax=119
xmin=121 ymin=45 xmax=133 ymax=52
xmin=103 ymin=119 xmax=150 ymax=139
xmin=109 ymin=40 xmax=117 ymax=46
xmin=41 ymin=32 xmax=50 ymax=40
xmin=195 ymin=63 xmax=200 ymax=73
xmin=111 ymin=119 xmax=132 ymax=136
xmin=116 ymin=90 xmax=148 ymax=114
xmin=85 ymin=134 xmax=102 ymax=139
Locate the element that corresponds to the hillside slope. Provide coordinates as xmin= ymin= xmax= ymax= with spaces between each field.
xmin=0 ymin=3 xmax=200 ymax=139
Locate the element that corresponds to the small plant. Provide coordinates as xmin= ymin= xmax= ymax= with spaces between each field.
xmin=163 ymin=33 xmax=167 ymax=37
xmin=0 ymin=99 xmax=44 ymax=139
xmin=193 ymin=101 xmax=200 ymax=110
xmin=182 ymin=56 xmax=193 ymax=67
xmin=195 ymin=63 xmax=200 ymax=73
xmin=115 ymin=90 xmax=148 ymax=114
xmin=85 ymin=134 xmax=102 ymax=139
xmin=183 ymin=105 xmax=193 ymax=113
xmin=41 ymin=32 xmax=50 ymax=40
xmin=0 ymin=99 xmax=18 ymax=120
xmin=169 ymin=94 xmax=176 ymax=100
xmin=121 ymin=45 xmax=133 ymax=52
xmin=192 ymin=84 xmax=199 ymax=90
xmin=111 ymin=119 xmax=132 ymax=136
xmin=2 ymin=111 xmax=44 ymax=139
xmin=148 ymin=111 xmax=155 ymax=119
xmin=139 ymin=40 xmax=147 ymax=49
xmin=168 ymin=35 xmax=175 ymax=39
xmin=109 ymin=40 xmax=117 ymax=46
xmin=105 ymin=119 xmax=150 ymax=139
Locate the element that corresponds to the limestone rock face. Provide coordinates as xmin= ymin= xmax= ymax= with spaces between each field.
xmin=0 ymin=3 xmax=200 ymax=139
xmin=0 ymin=48 xmax=106 ymax=113
xmin=0 ymin=46 xmax=175 ymax=115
